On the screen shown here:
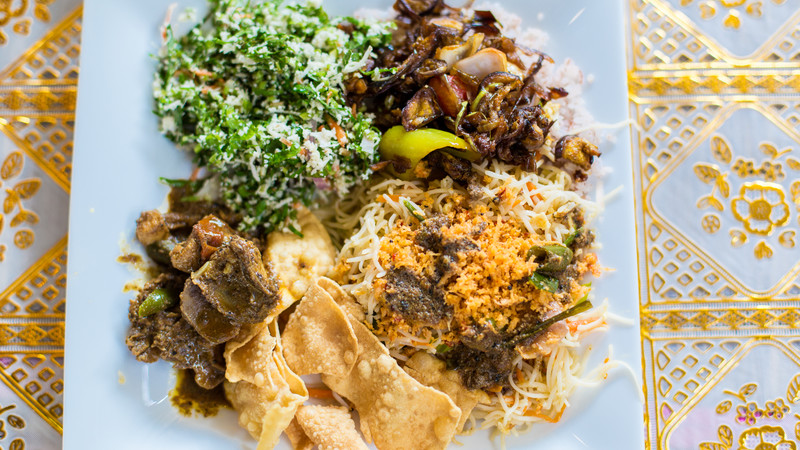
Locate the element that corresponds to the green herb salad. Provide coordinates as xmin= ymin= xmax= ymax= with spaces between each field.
xmin=154 ymin=0 xmax=393 ymax=233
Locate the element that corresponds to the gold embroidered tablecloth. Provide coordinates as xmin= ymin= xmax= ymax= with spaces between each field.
xmin=628 ymin=0 xmax=800 ymax=449
xmin=0 ymin=0 xmax=81 ymax=447
xmin=0 ymin=0 xmax=797 ymax=448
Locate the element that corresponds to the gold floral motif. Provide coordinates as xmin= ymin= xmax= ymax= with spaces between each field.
xmin=732 ymin=159 xmax=785 ymax=181
xmin=695 ymin=136 xmax=797 ymax=258
xmin=703 ymin=214 xmax=722 ymax=233
xmin=701 ymin=378 xmax=800 ymax=450
xmin=695 ymin=163 xmax=729 ymax=211
xmin=681 ymin=0 xmax=785 ymax=29
xmin=12 ymin=229 xmax=33 ymax=249
xmin=786 ymin=374 xmax=800 ymax=403
xmin=0 ymin=0 xmax=54 ymax=46
xmin=737 ymin=402 xmax=763 ymax=426
xmin=753 ymin=241 xmax=774 ymax=259
xmin=1 ymin=2 xmax=77 ymax=443
xmin=753 ymin=240 xmax=774 ymax=259
xmin=0 ymin=152 xmax=39 ymax=253
xmin=764 ymin=400 xmax=790 ymax=420
xmin=720 ymin=400 xmax=735 ymax=414
xmin=631 ymin=0 xmax=800 ymax=447
xmin=731 ymin=183 xmax=790 ymax=236
xmin=738 ymin=425 xmax=795 ymax=450
xmin=778 ymin=231 xmax=796 ymax=249
xmin=731 ymin=229 xmax=748 ymax=247
xmin=701 ymin=425 xmax=735 ymax=450
xmin=0 ymin=402 xmax=25 ymax=446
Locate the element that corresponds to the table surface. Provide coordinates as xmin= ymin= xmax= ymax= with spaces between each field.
xmin=0 ymin=1 xmax=798 ymax=448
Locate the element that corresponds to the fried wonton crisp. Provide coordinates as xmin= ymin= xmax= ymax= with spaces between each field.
xmin=295 ymin=405 xmax=368 ymax=450
xmin=224 ymin=324 xmax=276 ymax=385
xmin=317 ymin=277 xmax=366 ymax=322
xmin=284 ymin=419 xmax=314 ymax=450
xmin=322 ymin=314 xmax=461 ymax=450
xmin=404 ymin=351 xmax=490 ymax=431
xmin=223 ymin=322 xmax=307 ymax=450
xmin=282 ymin=283 xmax=358 ymax=377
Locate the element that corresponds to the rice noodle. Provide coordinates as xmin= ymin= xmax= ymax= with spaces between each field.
xmin=317 ymin=3 xmax=630 ymax=442
xmin=333 ymin=158 xmax=598 ymax=330
xmin=322 ymin=155 xmax=626 ymax=438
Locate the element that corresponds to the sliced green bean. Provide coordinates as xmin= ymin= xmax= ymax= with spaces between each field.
xmin=403 ymin=200 xmax=426 ymax=222
xmin=509 ymin=299 xmax=593 ymax=346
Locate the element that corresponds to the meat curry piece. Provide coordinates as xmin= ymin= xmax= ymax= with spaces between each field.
xmin=126 ymin=273 xmax=226 ymax=389
xmin=170 ymin=215 xmax=237 ymax=272
xmin=127 ymin=207 xmax=281 ymax=391
xmin=191 ymin=235 xmax=279 ymax=324
xmin=180 ymin=278 xmax=242 ymax=345
xmin=383 ymin=266 xmax=451 ymax=326
xmin=135 ymin=210 xmax=170 ymax=245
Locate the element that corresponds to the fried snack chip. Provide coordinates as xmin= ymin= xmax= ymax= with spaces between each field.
xmin=224 ymin=321 xmax=308 ymax=449
xmin=267 ymin=207 xmax=336 ymax=304
xmin=224 ymin=323 xmax=276 ymax=384
xmin=317 ymin=277 xmax=366 ymax=322
xmin=295 ymin=405 xmax=368 ymax=450
xmin=284 ymin=419 xmax=314 ymax=450
xmin=282 ymin=283 xmax=358 ymax=377
xmin=322 ymin=314 xmax=461 ymax=450
xmin=404 ymin=351 xmax=490 ymax=431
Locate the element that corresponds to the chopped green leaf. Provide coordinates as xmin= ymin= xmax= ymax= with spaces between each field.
xmin=435 ymin=343 xmax=452 ymax=354
xmin=287 ymin=224 xmax=304 ymax=239
xmin=527 ymin=244 xmax=574 ymax=273
xmin=159 ymin=177 xmax=206 ymax=193
xmin=564 ymin=227 xmax=585 ymax=246
xmin=154 ymin=0 xmax=394 ymax=233
xmin=529 ymin=272 xmax=559 ymax=293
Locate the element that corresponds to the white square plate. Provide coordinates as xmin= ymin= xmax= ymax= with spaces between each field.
xmin=64 ymin=1 xmax=644 ymax=448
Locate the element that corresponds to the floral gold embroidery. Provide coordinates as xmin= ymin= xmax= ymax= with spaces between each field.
xmin=0 ymin=151 xmax=40 ymax=254
xmin=701 ymin=379 xmax=800 ymax=450
xmin=778 ymin=231 xmax=796 ymax=249
xmin=681 ymin=0 xmax=784 ymax=29
xmin=703 ymin=214 xmax=722 ymax=233
xmin=731 ymin=183 xmax=790 ymax=236
xmin=732 ymin=159 xmax=785 ymax=181
xmin=738 ymin=425 xmax=795 ymax=450
xmin=731 ymin=229 xmax=748 ymax=247
xmin=737 ymin=402 xmax=763 ymax=426
xmin=0 ymin=403 xmax=25 ymax=448
xmin=754 ymin=240 xmax=774 ymax=260
xmin=0 ymin=0 xmax=54 ymax=46
xmin=786 ymin=374 xmax=800 ymax=403
xmin=764 ymin=399 xmax=790 ymax=420
xmin=695 ymin=135 xmax=797 ymax=259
